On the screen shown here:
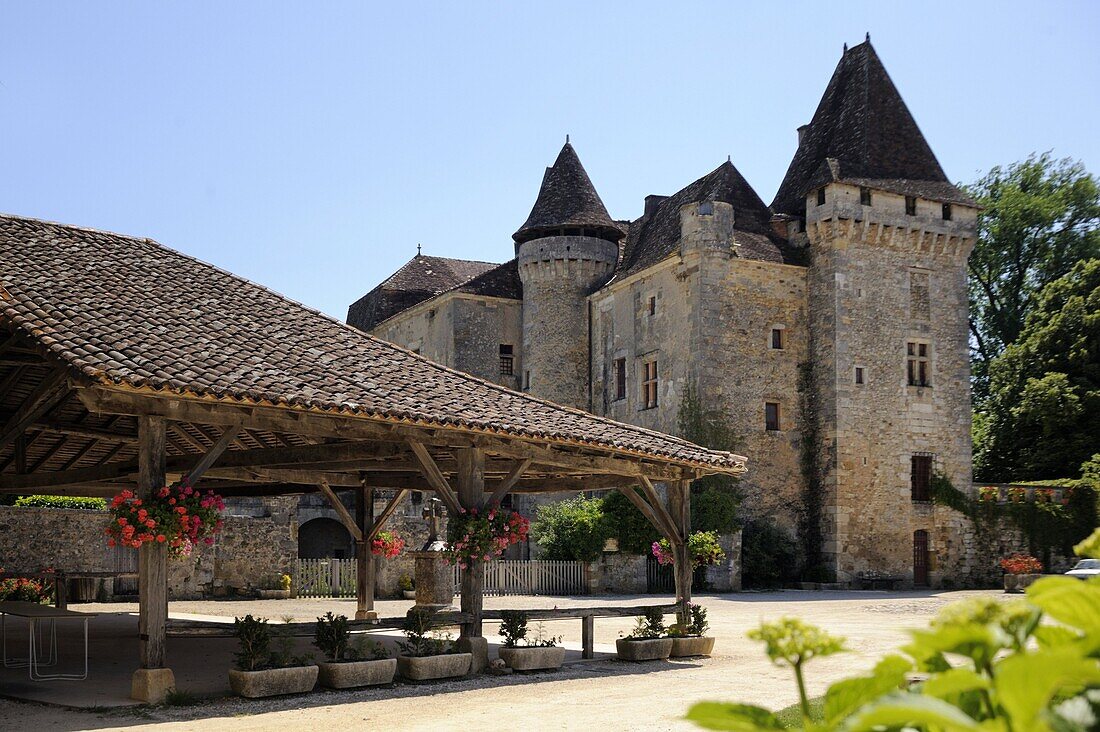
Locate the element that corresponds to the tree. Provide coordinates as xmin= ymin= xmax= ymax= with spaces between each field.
xmin=974 ymin=258 xmax=1100 ymax=481
xmin=529 ymin=496 xmax=609 ymax=562
xmin=966 ymin=154 xmax=1100 ymax=401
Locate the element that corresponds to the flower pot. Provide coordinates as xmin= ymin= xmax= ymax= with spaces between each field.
xmin=1003 ymin=573 xmax=1040 ymax=593
xmin=498 ymin=646 xmax=565 ymax=671
xmin=615 ymin=638 xmax=673 ymax=662
xmin=397 ymin=653 xmax=472 ymax=681
xmin=670 ymin=636 xmax=715 ymax=657
xmin=257 ymin=589 xmax=291 ymax=600
xmin=317 ymin=658 xmax=397 ymax=689
xmin=403 ymin=590 xmax=417 ymax=600
xmin=228 ymin=665 xmax=318 ymax=698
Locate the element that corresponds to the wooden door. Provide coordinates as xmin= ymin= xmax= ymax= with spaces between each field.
xmin=913 ymin=530 xmax=930 ymax=587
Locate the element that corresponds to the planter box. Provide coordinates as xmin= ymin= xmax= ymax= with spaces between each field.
xmin=1003 ymin=573 xmax=1041 ymax=593
xmin=228 ymin=665 xmax=318 ymax=698
xmin=615 ymin=638 xmax=673 ymax=662
xmin=498 ymin=646 xmax=565 ymax=671
xmin=317 ymin=658 xmax=397 ymax=689
xmin=402 ymin=590 xmax=417 ymax=600
xmin=397 ymin=653 xmax=472 ymax=681
xmin=257 ymin=589 xmax=291 ymax=600
xmin=670 ymin=636 xmax=715 ymax=658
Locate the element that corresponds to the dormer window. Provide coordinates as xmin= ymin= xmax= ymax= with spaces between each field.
xmin=905 ymin=196 xmax=917 ymax=216
xmin=860 ymin=187 xmax=872 ymax=206
xmin=816 ymin=188 xmax=826 ymax=206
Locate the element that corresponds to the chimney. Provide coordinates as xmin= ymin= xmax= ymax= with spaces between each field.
xmin=797 ymin=124 xmax=810 ymax=145
xmin=644 ymin=195 xmax=668 ymax=219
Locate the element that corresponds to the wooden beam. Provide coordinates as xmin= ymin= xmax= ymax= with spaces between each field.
xmin=136 ymin=415 xmax=168 ymax=671
xmin=0 ymin=369 xmax=69 ymax=448
xmin=669 ymin=479 xmax=692 ymax=624
xmin=407 ymin=440 xmax=460 ymax=514
xmin=617 ymin=486 xmax=678 ymax=542
xmin=168 ymin=422 xmax=208 ymax=452
xmin=483 ymin=458 xmax=531 ymax=509
xmin=638 ymin=476 xmax=682 ymax=542
xmin=366 ymin=489 xmax=410 ymax=542
xmin=181 ymin=425 xmax=240 ymax=484
xmin=355 ymin=482 xmax=375 ymax=620
xmin=59 ymin=416 xmax=121 ymax=470
xmin=317 ymin=478 xmax=363 ymax=542
xmin=28 ymin=421 xmax=136 ymax=444
xmin=456 ymin=448 xmax=485 ymax=639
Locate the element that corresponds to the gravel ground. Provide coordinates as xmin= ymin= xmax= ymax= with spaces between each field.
xmin=0 ymin=589 xmax=1004 ymax=732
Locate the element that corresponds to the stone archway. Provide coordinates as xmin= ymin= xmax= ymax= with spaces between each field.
xmin=298 ymin=517 xmax=355 ymax=559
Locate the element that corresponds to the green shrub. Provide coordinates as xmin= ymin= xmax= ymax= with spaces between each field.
xmin=13 ymin=495 xmax=106 ymax=511
xmin=741 ymin=519 xmax=799 ymax=589
xmin=691 ymin=484 xmax=740 ymax=535
xmin=399 ymin=607 xmax=455 ymax=657
xmin=600 ymin=489 xmax=661 ymax=555
xmin=626 ymin=607 xmax=667 ymax=640
xmin=530 ymin=496 xmax=610 ymax=561
xmin=313 ymin=612 xmax=351 ymax=662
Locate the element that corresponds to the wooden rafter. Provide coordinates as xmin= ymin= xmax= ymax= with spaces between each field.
xmin=0 ymin=369 xmax=69 ymax=448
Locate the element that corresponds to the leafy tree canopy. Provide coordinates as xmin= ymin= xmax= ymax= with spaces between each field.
xmin=966 ymin=153 xmax=1100 ymax=401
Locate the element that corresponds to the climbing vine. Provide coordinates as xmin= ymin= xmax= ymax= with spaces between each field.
xmin=796 ymin=361 xmax=827 ymax=581
xmin=676 ymin=381 xmax=742 ymax=535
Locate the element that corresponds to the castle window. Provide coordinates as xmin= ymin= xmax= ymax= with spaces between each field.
xmin=911 ymin=454 xmax=933 ymax=502
xmin=860 ymin=187 xmax=872 ymax=206
xmin=523 ymin=370 xmax=530 ymax=391
xmin=770 ymin=327 xmax=784 ymax=350
xmin=905 ymin=196 xmax=917 ymax=216
xmin=765 ymin=402 xmax=781 ymax=432
xmin=642 ymin=359 xmax=658 ymax=409
xmin=816 ymin=188 xmax=826 ymax=206
xmin=907 ymin=342 xmax=931 ymax=387
xmin=613 ymin=358 xmax=627 ymax=401
xmin=499 ymin=344 xmax=514 ymax=376
xmin=698 ymin=201 xmax=713 ymax=216
xmin=855 ymin=366 xmax=865 ymax=385
xmin=942 ymin=203 xmax=952 ymax=221
xmin=648 ymin=296 xmax=657 ymax=316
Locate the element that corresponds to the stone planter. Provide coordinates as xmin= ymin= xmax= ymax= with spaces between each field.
xmin=1003 ymin=573 xmax=1041 ymax=593
xmin=257 ymin=589 xmax=291 ymax=600
xmin=403 ymin=590 xmax=417 ymax=600
xmin=498 ymin=646 xmax=565 ymax=671
xmin=670 ymin=636 xmax=715 ymax=658
xmin=615 ymin=638 xmax=673 ymax=662
xmin=228 ymin=665 xmax=318 ymax=698
xmin=317 ymin=658 xmax=397 ymax=689
xmin=397 ymin=653 xmax=472 ymax=681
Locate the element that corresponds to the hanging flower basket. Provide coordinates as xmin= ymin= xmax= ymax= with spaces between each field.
xmin=105 ymin=481 xmax=225 ymax=558
xmin=370 ymin=531 xmax=405 ymax=559
xmin=652 ymin=531 xmax=726 ymax=568
xmin=445 ymin=507 xmax=529 ymax=570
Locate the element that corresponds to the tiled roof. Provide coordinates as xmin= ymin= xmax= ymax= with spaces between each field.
xmin=347 ymin=254 xmax=498 ymax=331
xmin=619 ymin=161 xmax=791 ymax=276
xmin=771 ymin=40 xmax=974 ymax=215
xmin=0 ymin=214 xmax=743 ymax=471
xmin=455 ymin=259 xmax=522 ymax=300
xmin=513 ymin=142 xmax=625 ymax=245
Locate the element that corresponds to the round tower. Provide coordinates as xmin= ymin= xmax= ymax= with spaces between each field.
xmin=514 ymin=142 xmax=624 ymax=409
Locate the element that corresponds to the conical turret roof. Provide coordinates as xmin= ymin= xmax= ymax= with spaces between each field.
xmin=513 ymin=142 xmax=625 ymax=244
xmin=771 ymin=40 xmax=973 ymax=215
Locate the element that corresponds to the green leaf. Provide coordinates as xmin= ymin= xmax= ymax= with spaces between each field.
xmin=842 ymin=692 xmax=981 ymax=731
xmin=1033 ymin=625 xmax=1083 ymax=651
xmin=994 ymin=649 xmax=1100 ymax=729
xmin=1027 ymin=577 xmax=1100 ymax=637
xmin=906 ymin=623 xmax=1004 ymax=670
xmin=824 ymin=655 xmax=911 ymax=724
xmin=922 ymin=667 xmax=991 ymax=699
xmin=685 ymin=702 xmax=784 ymax=731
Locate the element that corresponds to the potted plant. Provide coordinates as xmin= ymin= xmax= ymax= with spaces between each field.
xmin=616 ymin=608 xmax=673 ymax=662
xmin=258 ymin=573 xmax=293 ymax=600
xmin=497 ymin=610 xmax=565 ymax=671
xmin=396 ymin=607 xmax=471 ymax=681
xmin=313 ymin=612 xmax=396 ymax=689
xmin=445 ymin=507 xmax=529 ymax=569
xmin=228 ymin=614 xmax=317 ymax=698
xmin=105 ymin=480 xmax=225 ymax=558
xmin=399 ymin=573 xmax=416 ymax=600
xmin=668 ymin=604 xmax=715 ymax=657
xmin=371 ymin=530 xmax=406 ymax=559
xmin=1000 ymin=553 xmax=1043 ymax=593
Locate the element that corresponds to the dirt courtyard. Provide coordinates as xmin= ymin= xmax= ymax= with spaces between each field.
xmin=0 ymin=589 xmax=1004 ymax=732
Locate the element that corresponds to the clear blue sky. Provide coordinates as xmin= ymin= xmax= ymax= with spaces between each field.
xmin=2 ymin=2 xmax=1097 ymax=320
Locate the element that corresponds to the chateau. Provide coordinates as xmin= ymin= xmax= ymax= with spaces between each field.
xmin=347 ymin=41 xmax=978 ymax=587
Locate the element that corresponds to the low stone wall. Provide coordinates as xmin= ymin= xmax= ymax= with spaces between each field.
xmin=0 ymin=500 xmax=296 ymax=600
xmin=584 ymin=531 xmax=742 ymax=594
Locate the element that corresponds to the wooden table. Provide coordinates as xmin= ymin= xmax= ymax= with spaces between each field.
xmin=0 ymin=600 xmax=93 ymax=680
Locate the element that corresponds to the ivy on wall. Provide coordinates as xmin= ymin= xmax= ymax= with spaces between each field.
xmin=676 ymin=381 xmax=742 ymax=536
xmin=796 ymin=361 xmax=828 ymax=581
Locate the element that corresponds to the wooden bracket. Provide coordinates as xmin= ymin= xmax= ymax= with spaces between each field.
xmin=483 ymin=457 xmax=531 ymax=509
xmin=638 ymin=476 xmax=682 ymax=542
xmin=617 ymin=485 xmax=678 ymax=542
xmin=367 ymin=489 xmax=410 ymax=542
xmin=407 ymin=440 xmax=461 ymax=514
xmin=181 ymin=424 xmax=241 ymax=484
xmin=318 ymin=478 xmax=363 ymax=542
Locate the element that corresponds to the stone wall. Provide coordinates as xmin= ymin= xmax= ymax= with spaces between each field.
xmin=0 ymin=499 xmax=296 ymax=600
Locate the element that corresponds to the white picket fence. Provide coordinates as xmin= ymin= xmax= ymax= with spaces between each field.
xmin=295 ymin=558 xmax=587 ymax=598
xmin=297 ymin=558 xmax=358 ymax=598
xmin=454 ymin=560 xmax=587 ymax=596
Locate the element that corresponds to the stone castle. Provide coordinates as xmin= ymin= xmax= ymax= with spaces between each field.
xmin=347 ymin=40 xmax=979 ymax=587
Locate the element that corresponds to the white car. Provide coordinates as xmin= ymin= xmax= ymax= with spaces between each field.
xmin=1065 ymin=558 xmax=1100 ymax=580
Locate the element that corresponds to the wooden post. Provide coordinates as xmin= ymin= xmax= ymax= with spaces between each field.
xmin=455 ymin=448 xmax=485 ymax=638
xmin=131 ymin=415 xmax=174 ymax=703
xmin=355 ymin=483 xmax=377 ymax=621
xmin=669 ymin=480 xmax=692 ymax=626
xmin=581 ymin=615 xmax=595 ymax=659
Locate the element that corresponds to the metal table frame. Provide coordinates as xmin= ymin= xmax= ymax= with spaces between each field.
xmin=0 ymin=602 xmax=91 ymax=681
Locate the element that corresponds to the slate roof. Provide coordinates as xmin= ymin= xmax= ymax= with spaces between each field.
xmin=0 ymin=214 xmax=743 ymax=471
xmin=347 ymin=254 xmax=498 ymax=331
xmin=455 ymin=258 xmax=522 ymax=300
xmin=771 ymin=40 xmax=974 ymax=215
xmin=619 ymin=161 xmax=791 ymax=276
xmin=513 ymin=142 xmax=626 ymax=245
